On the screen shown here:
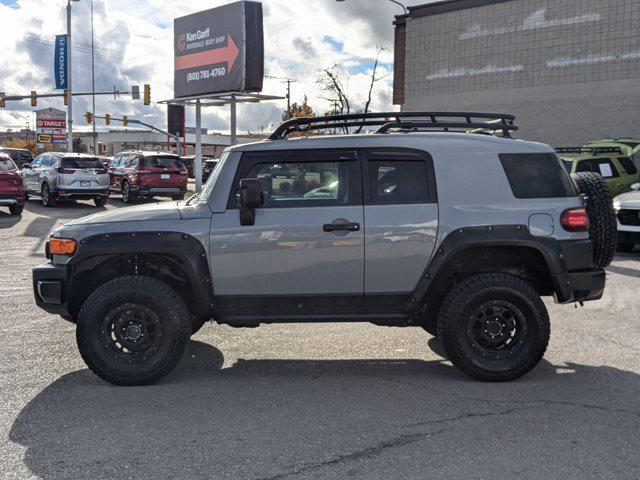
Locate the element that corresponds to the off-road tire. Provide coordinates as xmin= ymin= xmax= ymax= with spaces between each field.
xmin=41 ymin=183 xmax=56 ymax=207
xmin=437 ymin=273 xmax=550 ymax=382
xmin=617 ymin=235 xmax=636 ymax=253
xmin=76 ymin=275 xmax=191 ymax=386
xmin=571 ymin=172 xmax=617 ymax=269
xmin=94 ymin=196 xmax=108 ymax=208
xmin=422 ymin=313 xmax=438 ymax=336
xmin=121 ymin=180 xmax=136 ymax=204
xmin=8 ymin=203 xmax=24 ymax=216
xmin=190 ymin=316 xmax=208 ymax=335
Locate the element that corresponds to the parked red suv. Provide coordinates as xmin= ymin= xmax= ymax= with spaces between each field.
xmin=108 ymin=151 xmax=188 ymax=203
xmin=0 ymin=153 xmax=25 ymax=215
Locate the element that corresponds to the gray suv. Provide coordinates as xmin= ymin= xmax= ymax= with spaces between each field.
xmin=32 ymin=112 xmax=615 ymax=385
xmin=22 ymin=152 xmax=110 ymax=207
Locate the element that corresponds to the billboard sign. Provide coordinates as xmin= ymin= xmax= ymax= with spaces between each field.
xmin=54 ymin=34 xmax=68 ymax=90
xmin=36 ymin=108 xmax=67 ymax=147
xmin=173 ymin=1 xmax=264 ymax=98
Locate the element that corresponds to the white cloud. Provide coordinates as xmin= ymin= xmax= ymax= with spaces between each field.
xmin=0 ymin=0 xmax=429 ymax=134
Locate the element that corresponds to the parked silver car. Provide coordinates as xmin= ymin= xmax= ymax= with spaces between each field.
xmin=22 ymin=153 xmax=110 ymax=207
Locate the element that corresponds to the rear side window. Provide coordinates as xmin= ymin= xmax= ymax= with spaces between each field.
xmin=142 ymin=156 xmax=184 ymax=169
xmin=0 ymin=158 xmax=17 ymax=171
xmin=618 ymin=157 xmax=638 ymax=175
xmin=369 ymin=161 xmax=430 ymax=204
xmin=62 ymin=157 xmax=103 ymax=169
xmin=499 ymin=153 xmax=576 ymax=199
xmin=575 ymin=158 xmax=619 ymax=178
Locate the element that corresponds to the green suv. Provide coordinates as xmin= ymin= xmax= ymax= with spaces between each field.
xmin=584 ymin=139 xmax=640 ymax=169
xmin=557 ymin=147 xmax=640 ymax=197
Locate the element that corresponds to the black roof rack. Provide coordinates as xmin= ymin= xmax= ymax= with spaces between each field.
xmin=556 ymin=146 xmax=623 ymax=155
xmin=268 ymin=111 xmax=518 ymax=141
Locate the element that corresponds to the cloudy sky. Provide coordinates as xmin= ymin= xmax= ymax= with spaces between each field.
xmin=0 ymin=0 xmax=429 ymax=136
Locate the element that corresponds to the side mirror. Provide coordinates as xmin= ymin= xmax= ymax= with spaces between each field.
xmin=631 ymin=183 xmax=640 ymax=191
xmin=239 ymin=178 xmax=263 ymax=226
xmin=22 ymin=163 xmax=31 ymax=169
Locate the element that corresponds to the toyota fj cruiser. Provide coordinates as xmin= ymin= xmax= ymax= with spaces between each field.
xmin=32 ymin=112 xmax=615 ymax=385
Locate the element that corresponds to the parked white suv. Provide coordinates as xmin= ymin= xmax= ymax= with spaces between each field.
xmin=22 ymin=153 xmax=110 ymax=207
xmin=613 ymin=182 xmax=640 ymax=251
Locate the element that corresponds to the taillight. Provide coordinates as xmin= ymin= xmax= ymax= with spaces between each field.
xmin=179 ymin=169 xmax=188 ymax=176
xmin=57 ymin=167 xmax=74 ymax=174
xmin=138 ymin=169 xmax=152 ymax=175
xmin=561 ymin=208 xmax=589 ymax=231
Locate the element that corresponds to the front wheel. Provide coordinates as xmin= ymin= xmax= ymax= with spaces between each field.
xmin=437 ymin=273 xmax=550 ymax=382
xmin=121 ymin=181 xmax=136 ymax=204
xmin=76 ymin=276 xmax=191 ymax=386
xmin=617 ymin=235 xmax=636 ymax=253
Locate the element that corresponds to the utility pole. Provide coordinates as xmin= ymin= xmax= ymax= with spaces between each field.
xmin=91 ymin=0 xmax=97 ymax=155
xmin=66 ymin=0 xmax=73 ymax=152
xmin=265 ymin=75 xmax=297 ymax=119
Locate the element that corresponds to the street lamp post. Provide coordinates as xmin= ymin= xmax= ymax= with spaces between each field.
xmin=336 ymin=0 xmax=407 ymax=15
xmin=66 ymin=0 xmax=80 ymax=153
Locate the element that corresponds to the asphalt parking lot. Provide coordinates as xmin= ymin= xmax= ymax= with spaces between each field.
xmin=0 ymin=196 xmax=639 ymax=480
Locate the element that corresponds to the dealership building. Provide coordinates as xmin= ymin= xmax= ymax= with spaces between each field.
xmin=393 ymin=0 xmax=640 ymax=145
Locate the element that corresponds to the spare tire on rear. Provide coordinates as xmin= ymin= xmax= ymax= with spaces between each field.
xmin=571 ymin=172 xmax=617 ymax=269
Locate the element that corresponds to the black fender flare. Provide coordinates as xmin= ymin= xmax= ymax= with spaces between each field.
xmin=407 ymin=224 xmax=581 ymax=313
xmin=68 ymin=231 xmax=214 ymax=318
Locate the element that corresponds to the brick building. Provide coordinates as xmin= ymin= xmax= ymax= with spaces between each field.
xmin=393 ymin=0 xmax=640 ymax=145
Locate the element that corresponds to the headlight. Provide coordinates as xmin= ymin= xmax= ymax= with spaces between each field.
xmin=613 ymin=201 xmax=621 ymax=211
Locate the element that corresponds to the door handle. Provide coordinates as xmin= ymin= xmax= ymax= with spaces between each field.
xmin=323 ymin=222 xmax=360 ymax=232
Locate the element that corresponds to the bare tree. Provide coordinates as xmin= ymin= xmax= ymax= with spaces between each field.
xmin=316 ymin=46 xmax=387 ymax=133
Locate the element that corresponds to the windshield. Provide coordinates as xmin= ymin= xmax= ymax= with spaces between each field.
xmin=0 ymin=158 xmax=17 ymax=172
xmin=196 ymin=152 xmax=229 ymax=204
xmin=142 ymin=156 xmax=184 ymax=169
xmin=62 ymin=157 xmax=103 ymax=169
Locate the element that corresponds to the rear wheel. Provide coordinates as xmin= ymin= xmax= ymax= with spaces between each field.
xmin=8 ymin=203 xmax=24 ymax=216
xmin=41 ymin=183 xmax=56 ymax=207
xmin=571 ymin=172 xmax=617 ymax=268
xmin=94 ymin=196 xmax=108 ymax=207
xmin=76 ymin=276 xmax=191 ymax=386
xmin=437 ymin=273 xmax=550 ymax=382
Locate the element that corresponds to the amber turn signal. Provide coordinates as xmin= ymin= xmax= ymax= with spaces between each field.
xmin=49 ymin=238 xmax=78 ymax=255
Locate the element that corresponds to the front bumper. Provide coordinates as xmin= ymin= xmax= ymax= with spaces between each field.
xmin=32 ymin=262 xmax=71 ymax=318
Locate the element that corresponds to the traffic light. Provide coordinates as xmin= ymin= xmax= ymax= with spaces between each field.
xmin=143 ymin=84 xmax=151 ymax=105
xmin=122 ymin=115 xmax=128 ymax=127
xmin=105 ymin=113 xmax=110 ymax=125
xmin=0 ymin=92 xmax=5 ymax=108
xmin=30 ymin=91 xmax=37 ymax=107
xmin=85 ymin=112 xmax=93 ymax=124
xmin=63 ymin=90 xmax=68 ymax=106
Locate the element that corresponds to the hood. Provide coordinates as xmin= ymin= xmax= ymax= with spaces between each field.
xmin=64 ymin=201 xmax=182 ymax=226
xmin=614 ymin=191 xmax=640 ymax=208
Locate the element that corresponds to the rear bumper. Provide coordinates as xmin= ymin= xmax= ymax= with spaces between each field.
xmin=0 ymin=193 xmax=25 ymax=205
xmin=136 ymin=187 xmax=186 ymax=196
xmin=553 ymin=239 xmax=605 ymax=303
xmin=56 ymin=188 xmax=110 ymax=199
xmin=32 ymin=262 xmax=71 ymax=318
xmin=552 ymin=269 xmax=606 ymax=304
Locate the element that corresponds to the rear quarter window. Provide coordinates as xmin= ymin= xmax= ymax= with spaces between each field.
xmin=499 ymin=153 xmax=577 ymax=199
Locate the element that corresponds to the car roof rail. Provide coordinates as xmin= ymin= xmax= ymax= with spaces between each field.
xmin=556 ymin=146 xmax=623 ymax=155
xmin=268 ymin=111 xmax=518 ymax=140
